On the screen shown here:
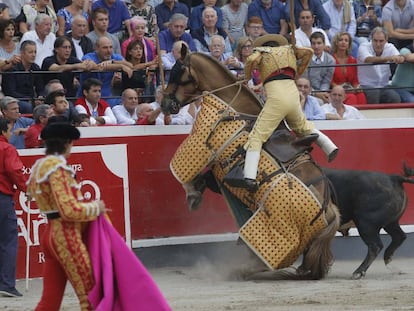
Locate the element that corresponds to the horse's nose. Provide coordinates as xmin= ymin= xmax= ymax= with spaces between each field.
xmin=161 ymin=96 xmax=180 ymax=114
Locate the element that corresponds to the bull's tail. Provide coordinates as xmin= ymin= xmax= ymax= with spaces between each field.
xmin=401 ymin=162 xmax=414 ymax=184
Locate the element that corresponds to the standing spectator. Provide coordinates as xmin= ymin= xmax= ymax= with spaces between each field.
xmin=155 ymin=0 xmax=189 ymax=31
xmin=382 ymin=0 xmax=414 ymax=50
xmin=353 ymin=0 xmax=381 ymax=44
xmin=112 ymin=88 xmax=140 ymax=124
xmin=0 ymin=96 xmax=34 ymax=149
xmin=190 ymin=0 xmax=223 ymax=31
xmin=303 ymin=31 xmax=335 ymax=103
xmin=56 ymin=0 xmax=89 ymax=37
xmin=137 ymin=102 xmax=162 ymax=124
xmin=331 ymin=32 xmax=367 ymax=105
xmin=24 ymin=104 xmax=53 ymax=148
xmin=321 ymin=85 xmax=366 ymax=119
xmin=0 ymin=117 xmax=27 ymax=298
xmin=2 ymin=40 xmax=45 ymax=114
xmin=391 ymin=42 xmax=414 ymax=103
xmin=357 ymin=27 xmax=403 ymax=104
xmin=121 ymin=16 xmax=156 ymax=61
xmin=75 ymin=77 xmax=117 ymax=125
xmin=92 ymin=0 xmax=132 ymax=40
xmin=221 ymin=0 xmax=248 ymax=47
xmin=285 ymin=0 xmax=331 ymax=31
xmin=247 ymin=0 xmax=288 ymax=36
xmin=68 ymin=14 xmax=94 ymax=60
xmin=294 ymin=9 xmax=330 ymax=50
xmin=20 ymin=14 xmax=56 ymax=67
xmin=15 ymin=0 xmax=58 ymax=35
xmin=127 ymin=0 xmax=157 ymax=38
xmin=86 ymin=7 xmax=122 ymax=55
xmin=191 ymin=7 xmax=232 ymax=53
xmin=245 ymin=16 xmax=265 ymax=42
xmin=158 ymin=13 xmax=196 ymax=54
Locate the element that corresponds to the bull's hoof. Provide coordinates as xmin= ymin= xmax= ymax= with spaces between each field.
xmin=351 ymin=271 xmax=365 ymax=280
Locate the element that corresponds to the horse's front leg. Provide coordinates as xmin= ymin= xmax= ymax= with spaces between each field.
xmin=182 ymin=181 xmax=204 ymax=211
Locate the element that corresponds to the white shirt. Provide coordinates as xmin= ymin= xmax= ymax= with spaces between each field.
xmin=295 ymin=27 xmax=331 ymax=48
xmin=323 ymin=0 xmax=357 ymax=38
xmin=170 ymin=103 xmax=201 ymax=125
xmin=72 ymin=38 xmax=84 ymax=60
xmin=321 ymin=103 xmax=365 ymax=119
xmin=20 ymin=30 xmax=56 ymax=67
xmin=112 ymin=104 xmax=138 ymax=125
xmin=75 ymin=100 xmax=117 ymax=126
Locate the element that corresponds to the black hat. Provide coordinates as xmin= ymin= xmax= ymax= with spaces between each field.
xmin=41 ymin=116 xmax=80 ymax=141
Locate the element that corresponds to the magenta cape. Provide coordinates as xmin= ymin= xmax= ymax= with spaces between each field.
xmin=87 ymin=216 xmax=171 ymax=311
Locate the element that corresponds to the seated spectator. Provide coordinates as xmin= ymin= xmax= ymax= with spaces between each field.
xmin=159 ymin=13 xmax=196 ymax=54
xmin=353 ymin=0 xmax=381 ymax=44
xmin=391 ymin=42 xmax=414 ymax=103
xmin=136 ymin=102 xmax=161 ymax=125
xmin=121 ymin=16 xmax=156 ymax=61
xmin=221 ymin=0 xmax=248 ymax=48
xmin=150 ymin=85 xmax=170 ymax=125
xmin=42 ymin=36 xmax=98 ymax=98
xmin=155 ymin=0 xmax=189 ymax=31
xmin=0 ymin=3 xmax=10 ymax=21
xmin=208 ymin=34 xmax=242 ymax=75
xmin=0 ymin=19 xmax=21 ymax=63
xmin=127 ymin=0 xmax=157 ymax=38
xmin=0 ymin=96 xmax=34 ymax=149
xmin=190 ymin=0 xmax=223 ymax=31
xmin=247 ymin=0 xmax=288 ymax=36
xmin=2 ymin=40 xmax=45 ymax=114
xmin=285 ymin=0 xmax=331 ymax=32
xmin=2 ymin=1 xmax=23 ymax=20
xmin=15 ymin=0 xmax=58 ymax=35
xmin=78 ymin=36 xmax=133 ymax=107
xmin=191 ymin=7 xmax=232 ymax=53
xmin=331 ymin=32 xmax=367 ymax=105
xmin=170 ymin=97 xmax=202 ymax=125
xmin=357 ymin=27 xmax=403 ymax=104
xmin=87 ymin=7 xmax=122 ymax=55
xmin=75 ymin=78 xmax=117 ymax=126
xmin=112 ymin=88 xmax=139 ymax=124
xmin=68 ymin=15 xmax=94 ymax=61
xmin=302 ymin=31 xmax=335 ymax=103
xmin=56 ymin=0 xmax=89 ymax=37
xmin=24 ymin=104 xmax=53 ymax=148
xmin=245 ymin=16 xmax=265 ymax=42
xmin=321 ymin=85 xmax=366 ymax=119
xmin=20 ymin=14 xmax=56 ymax=67
xmin=162 ymin=40 xmax=188 ymax=80
xmin=294 ymin=9 xmax=330 ymax=50
xmin=92 ymin=0 xmax=132 ymax=40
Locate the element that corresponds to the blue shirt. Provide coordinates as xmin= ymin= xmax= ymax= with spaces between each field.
xmin=303 ymin=95 xmax=326 ymax=120
xmin=159 ymin=29 xmax=197 ymax=53
xmin=78 ymin=52 xmax=124 ymax=98
xmin=248 ymin=0 xmax=287 ymax=34
xmin=155 ymin=2 xmax=190 ymax=31
xmin=92 ymin=0 xmax=131 ymax=33
xmin=11 ymin=117 xmax=34 ymax=149
xmin=189 ymin=4 xmax=223 ymax=30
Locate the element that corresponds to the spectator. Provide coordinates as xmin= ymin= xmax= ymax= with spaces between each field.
xmin=1 ymin=0 xmax=24 ymax=19
xmin=296 ymin=77 xmax=334 ymax=120
xmin=391 ymin=42 xmax=414 ymax=103
xmin=221 ymin=0 xmax=248 ymax=47
xmin=170 ymin=97 xmax=202 ymax=124
xmin=20 ymin=14 xmax=56 ymax=67
xmin=87 ymin=7 xmax=122 ymax=55
xmin=158 ymin=13 xmax=196 ymax=54
xmin=382 ymin=0 xmax=414 ymax=50
xmin=92 ymin=0 xmax=132 ymax=40
xmin=149 ymin=85 xmax=170 ymax=124
xmin=56 ymin=0 xmax=89 ymax=37
xmin=24 ymin=103 xmax=53 ymax=148
xmin=68 ymin=14 xmax=94 ymax=60
xmin=321 ymin=85 xmax=366 ymax=119
xmin=121 ymin=16 xmax=156 ymax=61
xmin=0 ymin=4 xmax=10 ymax=20
xmin=2 ymin=40 xmax=45 ymax=114
xmin=331 ymin=32 xmax=367 ymax=105
xmin=247 ymin=0 xmax=288 ymax=36
xmin=155 ymin=0 xmax=189 ymax=31
xmin=75 ymin=78 xmax=117 ymax=125
xmin=208 ymin=34 xmax=242 ymax=75
xmin=285 ymin=0 xmax=331 ymax=31
xmin=79 ymin=36 xmax=133 ymax=106
xmin=112 ymin=88 xmax=140 ymax=124
xmin=127 ymin=0 xmax=157 ymax=38
xmin=0 ymin=96 xmax=34 ymax=149
xmin=353 ymin=0 xmax=381 ymax=44
xmin=0 ymin=19 xmax=21 ymax=78
xmin=303 ymin=31 xmax=335 ymax=103
xmin=245 ymin=16 xmax=265 ymax=42
xmin=190 ymin=0 xmax=223 ymax=31
xmin=137 ymin=102 xmax=161 ymax=124
xmin=357 ymin=27 xmax=403 ymax=104
xmin=294 ymin=9 xmax=330 ymax=50
xmin=42 ymin=36 xmax=97 ymax=98
xmin=162 ymin=40 xmax=188 ymax=73
xmin=191 ymin=7 xmax=232 ymax=53
xmin=15 ymin=0 xmax=58 ymax=35
xmin=52 ymin=0 xmax=72 ymax=12
xmin=0 ymin=117 xmax=27 ymax=298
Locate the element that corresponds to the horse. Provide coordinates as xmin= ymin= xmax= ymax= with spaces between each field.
xmin=162 ymin=50 xmax=341 ymax=280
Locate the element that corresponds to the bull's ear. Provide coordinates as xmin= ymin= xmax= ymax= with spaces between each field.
xmin=180 ymin=44 xmax=188 ymax=61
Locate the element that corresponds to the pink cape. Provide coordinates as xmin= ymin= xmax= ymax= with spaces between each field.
xmin=87 ymin=216 xmax=171 ymax=311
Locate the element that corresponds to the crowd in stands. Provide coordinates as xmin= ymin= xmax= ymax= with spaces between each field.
xmin=0 ymin=0 xmax=413 ymax=149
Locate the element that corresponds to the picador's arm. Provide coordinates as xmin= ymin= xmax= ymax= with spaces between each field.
xmin=244 ymin=51 xmax=262 ymax=80
xmin=295 ymin=47 xmax=313 ymax=76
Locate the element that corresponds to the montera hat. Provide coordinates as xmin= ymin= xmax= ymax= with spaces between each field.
xmin=253 ymin=34 xmax=289 ymax=48
xmin=41 ymin=116 xmax=80 ymax=141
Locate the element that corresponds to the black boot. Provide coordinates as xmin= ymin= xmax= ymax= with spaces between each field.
xmin=224 ymin=166 xmax=259 ymax=192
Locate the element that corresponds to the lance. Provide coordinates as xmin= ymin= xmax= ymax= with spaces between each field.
xmin=25 ymin=196 xmax=31 ymax=291
xmin=154 ymin=32 xmax=166 ymax=90
xmin=290 ymin=0 xmax=296 ymax=49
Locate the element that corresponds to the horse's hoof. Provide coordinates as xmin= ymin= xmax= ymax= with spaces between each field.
xmin=187 ymin=193 xmax=202 ymax=211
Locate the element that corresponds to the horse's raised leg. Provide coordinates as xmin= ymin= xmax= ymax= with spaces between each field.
xmin=182 ymin=182 xmax=204 ymax=211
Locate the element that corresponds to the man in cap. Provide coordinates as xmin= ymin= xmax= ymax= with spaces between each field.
xmin=226 ymin=34 xmax=339 ymax=191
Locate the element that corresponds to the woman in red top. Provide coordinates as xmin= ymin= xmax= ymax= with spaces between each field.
xmin=331 ymin=32 xmax=367 ymax=106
